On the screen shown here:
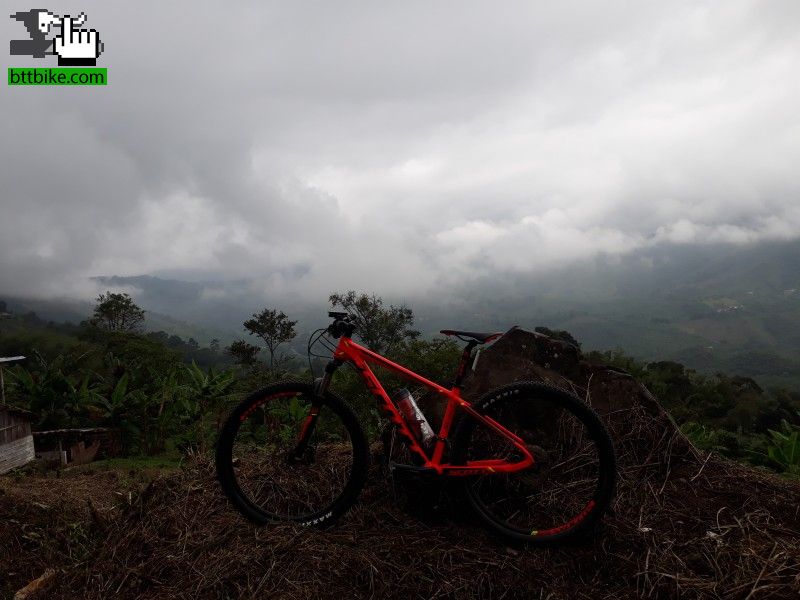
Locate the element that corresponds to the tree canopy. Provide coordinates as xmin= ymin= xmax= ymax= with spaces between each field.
xmin=243 ymin=308 xmax=297 ymax=372
xmin=226 ymin=340 xmax=261 ymax=367
xmin=329 ymin=290 xmax=419 ymax=355
xmin=91 ymin=292 xmax=146 ymax=332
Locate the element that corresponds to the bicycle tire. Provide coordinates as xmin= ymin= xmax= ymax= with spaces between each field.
xmin=452 ymin=381 xmax=616 ymax=545
xmin=216 ymin=380 xmax=370 ymax=527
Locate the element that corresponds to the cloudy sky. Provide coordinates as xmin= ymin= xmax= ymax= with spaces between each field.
xmin=2 ymin=1 xmax=798 ymax=304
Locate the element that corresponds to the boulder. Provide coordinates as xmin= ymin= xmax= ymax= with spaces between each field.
xmin=440 ymin=327 xmax=698 ymax=465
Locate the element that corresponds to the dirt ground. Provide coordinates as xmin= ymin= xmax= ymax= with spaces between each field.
xmin=1 ymin=447 xmax=799 ymax=600
xmin=3 ymin=331 xmax=799 ymax=599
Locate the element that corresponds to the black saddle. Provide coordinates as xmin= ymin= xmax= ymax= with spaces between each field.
xmin=439 ymin=329 xmax=503 ymax=344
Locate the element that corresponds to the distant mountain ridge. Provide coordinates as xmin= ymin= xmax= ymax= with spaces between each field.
xmin=442 ymin=240 xmax=800 ymax=388
xmin=3 ymin=240 xmax=798 ymax=387
xmin=0 ymin=295 xmax=234 ymax=346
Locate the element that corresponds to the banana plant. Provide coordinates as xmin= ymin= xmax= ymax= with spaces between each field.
xmin=7 ymin=351 xmax=101 ymax=429
xmin=765 ymin=420 xmax=800 ymax=477
xmin=91 ymin=372 xmax=149 ymax=448
xmin=266 ymin=395 xmax=308 ymax=444
xmin=94 ymin=371 xmax=130 ymax=419
xmin=180 ymin=362 xmax=237 ymax=453
xmin=148 ymin=367 xmax=184 ymax=453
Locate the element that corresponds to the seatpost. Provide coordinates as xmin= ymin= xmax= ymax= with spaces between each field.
xmin=453 ymin=340 xmax=478 ymax=388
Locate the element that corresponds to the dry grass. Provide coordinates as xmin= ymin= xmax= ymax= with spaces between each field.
xmin=3 ymin=415 xmax=799 ymax=599
xmin=3 ymin=329 xmax=800 ymax=598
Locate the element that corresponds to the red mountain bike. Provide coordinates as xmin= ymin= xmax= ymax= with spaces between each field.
xmin=216 ymin=312 xmax=616 ymax=544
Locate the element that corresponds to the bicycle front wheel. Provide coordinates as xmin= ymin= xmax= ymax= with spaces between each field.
xmin=216 ymin=381 xmax=369 ymax=527
xmin=452 ymin=382 xmax=616 ymax=545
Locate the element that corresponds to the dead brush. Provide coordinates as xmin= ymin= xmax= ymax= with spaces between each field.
xmin=5 ymin=330 xmax=800 ymax=599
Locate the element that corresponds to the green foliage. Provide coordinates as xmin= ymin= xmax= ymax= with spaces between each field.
xmin=183 ymin=362 xmax=237 ymax=406
xmin=326 ymin=337 xmax=462 ymax=440
xmin=8 ymin=351 xmax=101 ymax=429
xmin=226 ymin=340 xmax=262 ymax=368
xmin=763 ymin=421 xmax=800 ymax=477
xmin=243 ymin=308 xmax=297 ymax=372
xmin=75 ymin=454 xmax=183 ymax=474
xmin=329 ymin=365 xmax=379 ymax=438
xmin=147 ymin=368 xmax=183 ymax=453
xmin=92 ymin=372 xmax=147 ymax=448
xmin=394 ymin=337 xmax=462 ymax=385
xmin=4 ymin=328 xmax=238 ymax=455
xmin=329 ymin=291 xmax=419 ymax=356
xmin=80 ymin=329 xmax=181 ymax=375
xmin=267 ymin=396 xmax=309 ymax=444
xmin=681 ymin=422 xmax=729 ymax=453
xmin=592 ymin=346 xmax=800 ymax=477
xmin=90 ymin=292 xmax=145 ymax=332
xmin=145 ymin=330 xmax=231 ymax=368
xmin=178 ymin=362 xmax=237 ymax=453
xmin=585 ymin=348 xmax=648 ymax=379
xmin=3 ymin=290 xmax=799 ymax=479
xmin=314 ymin=291 xmax=433 ymax=437
xmin=0 ymin=322 xmax=87 ymax=364
xmin=588 ymin=348 xmax=800 ymax=434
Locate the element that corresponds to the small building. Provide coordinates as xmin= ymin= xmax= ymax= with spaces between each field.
xmin=33 ymin=428 xmax=115 ymax=466
xmin=0 ymin=405 xmax=35 ymax=474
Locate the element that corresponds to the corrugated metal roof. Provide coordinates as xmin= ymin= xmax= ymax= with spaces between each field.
xmin=0 ymin=356 xmax=26 ymax=364
xmin=32 ymin=428 xmax=110 ymax=436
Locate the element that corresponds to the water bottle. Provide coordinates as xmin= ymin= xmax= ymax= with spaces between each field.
xmin=391 ymin=388 xmax=435 ymax=448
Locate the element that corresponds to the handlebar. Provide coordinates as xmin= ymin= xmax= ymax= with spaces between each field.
xmin=327 ymin=312 xmax=356 ymax=338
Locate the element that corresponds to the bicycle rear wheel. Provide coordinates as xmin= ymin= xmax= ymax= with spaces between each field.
xmin=216 ymin=381 xmax=369 ymax=527
xmin=452 ymin=382 xmax=615 ymax=544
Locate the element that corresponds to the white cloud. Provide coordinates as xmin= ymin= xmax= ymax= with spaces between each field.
xmin=1 ymin=0 xmax=798 ymax=302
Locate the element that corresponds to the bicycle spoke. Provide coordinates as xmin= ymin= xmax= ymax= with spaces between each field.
xmin=460 ymin=389 xmax=607 ymax=537
xmin=228 ymin=393 xmax=356 ymax=520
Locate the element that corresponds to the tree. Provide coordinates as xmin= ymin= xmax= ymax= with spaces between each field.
xmin=226 ymin=340 xmax=262 ymax=367
xmin=91 ymin=292 xmax=145 ymax=332
xmin=147 ymin=331 xmax=170 ymax=345
xmin=329 ymin=291 xmax=419 ymax=355
xmin=243 ymin=309 xmax=297 ymax=373
xmin=21 ymin=311 xmax=41 ymax=325
xmin=209 ymin=338 xmax=220 ymax=352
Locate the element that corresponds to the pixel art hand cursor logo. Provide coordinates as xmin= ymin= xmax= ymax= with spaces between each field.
xmin=10 ymin=9 xmax=104 ymax=65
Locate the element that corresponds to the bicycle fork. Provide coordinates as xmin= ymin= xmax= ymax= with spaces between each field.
xmin=289 ymin=359 xmax=341 ymax=462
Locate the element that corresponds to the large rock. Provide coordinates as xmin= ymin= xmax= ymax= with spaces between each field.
xmin=424 ymin=327 xmax=697 ymax=464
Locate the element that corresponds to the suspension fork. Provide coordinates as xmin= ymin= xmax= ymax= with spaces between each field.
xmin=290 ymin=359 xmax=342 ymax=460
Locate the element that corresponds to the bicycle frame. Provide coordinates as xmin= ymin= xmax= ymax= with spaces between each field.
xmin=323 ymin=335 xmax=535 ymax=476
